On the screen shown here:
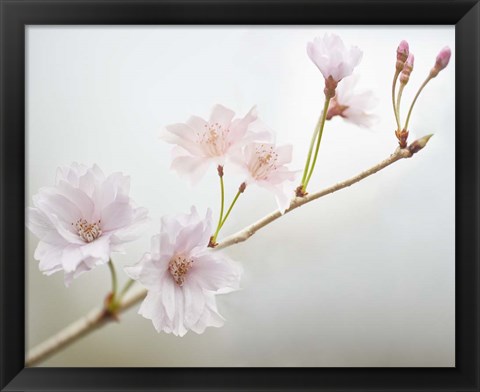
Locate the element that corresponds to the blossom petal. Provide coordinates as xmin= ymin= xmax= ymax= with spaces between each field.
xmin=209 ymin=104 xmax=235 ymax=128
xmin=170 ymin=154 xmax=211 ymax=185
xmin=162 ymin=276 xmax=176 ymax=321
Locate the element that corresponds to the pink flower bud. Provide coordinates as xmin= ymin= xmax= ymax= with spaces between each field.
xmin=396 ymin=40 xmax=409 ymax=63
xmin=435 ymin=46 xmax=451 ymax=70
xmin=430 ymin=46 xmax=451 ymax=78
xmin=400 ymin=53 xmax=414 ymax=84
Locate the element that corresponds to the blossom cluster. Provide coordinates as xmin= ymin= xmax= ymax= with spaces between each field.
xmin=26 ymin=33 xmax=451 ymax=337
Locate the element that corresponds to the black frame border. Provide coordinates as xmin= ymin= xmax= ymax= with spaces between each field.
xmin=1 ymin=1 xmax=479 ymax=391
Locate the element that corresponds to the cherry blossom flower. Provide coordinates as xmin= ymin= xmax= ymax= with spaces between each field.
xmin=27 ymin=163 xmax=149 ymax=286
xmin=232 ymin=140 xmax=296 ymax=213
xmin=307 ymin=33 xmax=363 ymax=83
xmin=326 ymin=75 xmax=378 ymax=128
xmin=162 ymin=104 xmax=268 ymax=184
xmin=125 ymin=207 xmax=241 ymax=336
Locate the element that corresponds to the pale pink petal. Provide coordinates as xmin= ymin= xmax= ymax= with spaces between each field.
xmin=190 ymin=252 xmax=242 ymax=292
xmin=170 ymin=154 xmax=211 ymax=185
xmin=162 ymin=123 xmax=203 ymax=156
xmin=307 ymin=34 xmax=362 ymax=82
xmin=57 ymin=181 xmax=95 ymax=221
xmin=209 ymin=104 xmax=235 ymax=128
xmin=162 ymin=276 xmax=176 ymax=320
xmin=27 ymin=207 xmax=54 ymax=239
xmin=186 ymin=115 xmax=208 ymax=132
xmin=100 ymin=202 xmax=134 ymax=232
xmin=61 ymin=245 xmax=85 ymax=273
xmin=124 ymin=253 xmax=167 ymax=290
xmin=183 ymin=282 xmax=206 ymax=326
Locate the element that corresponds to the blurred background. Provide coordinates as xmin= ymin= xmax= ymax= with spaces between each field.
xmin=26 ymin=26 xmax=455 ymax=367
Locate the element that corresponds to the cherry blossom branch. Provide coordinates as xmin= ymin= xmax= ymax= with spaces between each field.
xmin=26 ymin=142 xmax=429 ymax=367
xmin=216 ymin=146 xmax=414 ymax=249
xmin=26 ymin=285 xmax=147 ymax=367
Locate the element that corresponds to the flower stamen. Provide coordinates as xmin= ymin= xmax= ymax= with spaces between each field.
xmin=249 ymin=144 xmax=279 ymax=180
xmin=197 ymin=122 xmax=231 ymax=157
xmin=168 ymin=255 xmax=194 ymax=286
xmin=73 ymin=219 xmax=102 ymax=243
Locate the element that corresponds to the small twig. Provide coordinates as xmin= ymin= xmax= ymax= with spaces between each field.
xmin=25 ymin=146 xmax=418 ymax=366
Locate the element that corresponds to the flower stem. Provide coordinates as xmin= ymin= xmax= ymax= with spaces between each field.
xmin=396 ymin=83 xmax=405 ymax=121
xmin=392 ymin=69 xmax=401 ymax=130
xmin=300 ymin=114 xmax=322 ymax=187
xmin=220 ymin=189 xmax=243 ymax=230
xmin=107 ymin=259 xmax=118 ymax=299
xmin=303 ymin=96 xmax=331 ymax=191
xmin=118 ymin=279 xmax=136 ymax=301
xmin=404 ymin=75 xmax=432 ymax=131
xmin=211 ymin=185 xmax=244 ymax=244
xmin=106 ymin=259 xmax=119 ymax=312
xmin=215 ymin=170 xmax=225 ymax=236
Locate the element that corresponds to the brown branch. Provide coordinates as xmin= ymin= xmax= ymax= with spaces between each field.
xmin=217 ymin=147 xmax=413 ymax=249
xmin=26 ymin=145 xmax=422 ymax=367
xmin=26 ymin=286 xmax=147 ymax=366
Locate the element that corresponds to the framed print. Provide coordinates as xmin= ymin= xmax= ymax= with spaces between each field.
xmin=1 ymin=0 xmax=479 ymax=391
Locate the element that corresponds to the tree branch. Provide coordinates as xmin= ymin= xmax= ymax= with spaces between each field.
xmin=26 ymin=286 xmax=147 ymax=367
xmin=217 ymin=147 xmax=412 ymax=249
xmin=25 ymin=146 xmax=416 ymax=367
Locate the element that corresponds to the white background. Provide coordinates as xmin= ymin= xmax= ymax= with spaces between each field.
xmin=26 ymin=26 xmax=455 ymax=367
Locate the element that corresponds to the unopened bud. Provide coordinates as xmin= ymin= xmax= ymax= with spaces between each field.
xmin=396 ymin=40 xmax=409 ymax=71
xmin=217 ymin=165 xmax=224 ymax=177
xmin=397 ymin=40 xmax=409 ymax=62
xmin=408 ymin=134 xmax=433 ymax=154
xmin=430 ymin=46 xmax=451 ymax=78
xmin=239 ymin=182 xmax=247 ymax=193
xmin=400 ymin=53 xmax=414 ymax=85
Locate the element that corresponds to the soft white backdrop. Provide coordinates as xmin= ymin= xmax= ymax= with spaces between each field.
xmin=26 ymin=26 xmax=455 ymax=367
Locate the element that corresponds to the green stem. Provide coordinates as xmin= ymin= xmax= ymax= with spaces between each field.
xmin=300 ymin=114 xmax=322 ymax=186
xmin=107 ymin=259 xmax=118 ymax=299
xmin=118 ymin=279 xmax=136 ymax=301
xmin=303 ymin=97 xmax=331 ymax=191
xmin=396 ymin=83 xmax=405 ymax=121
xmin=392 ymin=69 xmax=401 ymax=130
xmin=214 ymin=173 xmax=225 ymax=237
xmin=211 ymin=188 xmax=243 ymax=244
xmin=220 ymin=190 xmax=242 ymax=230
xmin=106 ymin=259 xmax=119 ymax=312
xmin=404 ymin=75 xmax=432 ymax=131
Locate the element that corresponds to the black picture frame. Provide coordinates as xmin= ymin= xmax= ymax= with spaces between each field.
xmin=1 ymin=0 xmax=479 ymax=391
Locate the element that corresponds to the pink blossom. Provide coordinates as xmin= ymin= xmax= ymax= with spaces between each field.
xmin=125 ymin=207 xmax=241 ymax=336
xmin=27 ymin=163 xmax=149 ymax=286
xmin=162 ymin=105 xmax=268 ymax=184
xmin=232 ymin=140 xmax=296 ymax=213
xmin=326 ymin=75 xmax=378 ymax=128
xmin=307 ymin=33 xmax=363 ymax=83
